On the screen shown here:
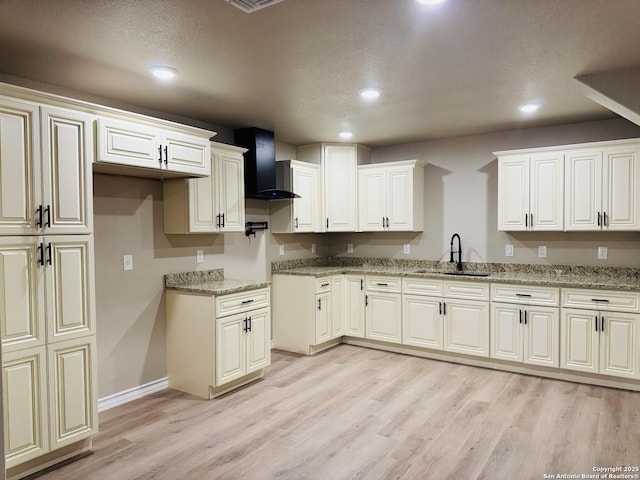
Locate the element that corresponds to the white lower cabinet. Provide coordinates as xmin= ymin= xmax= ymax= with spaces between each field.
xmin=491 ymin=304 xmax=559 ymax=367
xmin=490 ymin=284 xmax=560 ymax=367
xmin=443 ymin=298 xmax=490 ymax=357
xmin=403 ymin=294 xmax=443 ymax=349
xmin=315 ymin=291 xmax=332 ymax=345
xmin=344 ymin=275 xmax=366 ymax=338
xmin=365 ymin=276 xmax=402 ymax=344
xmin=216 ymin=307 xmax=270 ymax=386
xmin=166 ymin=287 xmax=271 ymax=399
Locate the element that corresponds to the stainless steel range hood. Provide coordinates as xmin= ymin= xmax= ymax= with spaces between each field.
xmin=234 ymin=127 xmax=300 ymax=200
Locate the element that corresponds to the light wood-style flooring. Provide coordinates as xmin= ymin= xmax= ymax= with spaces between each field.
xmin=32 ymin=345 xmax=640 ymax=480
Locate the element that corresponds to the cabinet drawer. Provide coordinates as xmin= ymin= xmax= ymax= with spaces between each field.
xmin=402 ymin=277 xmax=443 ymax=297
xmin=216 ymin=288 xmax=270 ymax=317
xmin=366 ymin=276 xmax=402 ymax=293
xmin=561 ymin=288 xmax=640 ymax=313
xmin=316 ymin=276 xmax=332 ymax=293
xmin=444 ymin=281 xmax=490 ymax=301
xmin=491 ymin=284 xmax=560 ymax=306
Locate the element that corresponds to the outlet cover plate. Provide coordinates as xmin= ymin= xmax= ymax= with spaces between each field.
xmin=505 ymin=244 xmax=514 ymax=257
xmin=347 ymin=243 xmax=354 ymax=254
xmin=196 ymin=249 xmax=204 ymax=263
xmin=311 ymin=243 xmax=316 ymax=254
xmin=597 ymin=246 xmax=608 ymax=260
xmin=403 ymin=244 xmax=410 ymax=254
xmin=538 ymin=245 xmax=547 ymax=258
xmin=123 ymin=254 xmax=133 ymax=271
xmin=279 ymin=245 xmax=285 ymax=256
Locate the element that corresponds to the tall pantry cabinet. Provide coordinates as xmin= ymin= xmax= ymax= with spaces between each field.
xmin=0 ymin=95 xmax=97 ymax=476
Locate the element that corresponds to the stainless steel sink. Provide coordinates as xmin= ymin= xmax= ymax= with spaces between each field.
xmin=443 ymin=271 xmax=490 ymax=277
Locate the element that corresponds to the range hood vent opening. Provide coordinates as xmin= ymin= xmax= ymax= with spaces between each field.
xmin=235 ymin=127 xmax=300 ymax=200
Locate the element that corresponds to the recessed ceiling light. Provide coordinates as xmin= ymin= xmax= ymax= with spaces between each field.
xmin=519 ymin=103 xmax=540 ymax=113
xmin=149 ymin=65 xmax=178 ymax=80
xmin=416 ymin=0 xmax=447 ymax=4
xmin=339 ymin=131 xmax=354 ymax=139
xmin=359 ymin=88 xmax=381 ymax=100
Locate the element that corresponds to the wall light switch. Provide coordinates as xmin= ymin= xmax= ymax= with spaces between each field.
xmin=279 ymin=244 xmax=285 ymax=256
xmin=505 ymin=244 xmax=514 ymax=257
xmin=538 ymin=245 xmax=547 ymax=258
xmin=123 ymin=254 xmax=133 ymax=271
xmin=403 ymin=244 xmax=410 ymax=254
xmin=347 ymin=243 xmax=354 ymax=254
xmin=597 ymin=246 xmax=608 ymax=260
xmin=311 ymin=243 xmax=316 ymax=254
xmin=196 ymin=249 xmax=204 ymax=263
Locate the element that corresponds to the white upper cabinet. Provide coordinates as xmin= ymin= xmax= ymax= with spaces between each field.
xmin=497 ymin=138 xmax=640 ymax=232
xmin=565 ymin=144 xmax=640 ymax=231
xmin=271 ymin=160 xmax=321 ymax=233
xmin=296 ymin=143 xmax=371 ymax=232
xmin=0 ymin=100 xmax=93 ymax=235
xmin=96 ymin=116 xmax=211 ymax=178
xmin=163 ymin=142 xmax=247 ymax=233
xmin=358 ymin=160 xmax=424 ymax=232
xmin=497 ymin=152 xmax=564 ymax=231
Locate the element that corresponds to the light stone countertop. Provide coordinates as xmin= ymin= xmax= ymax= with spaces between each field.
xmin=164 ymin=269 xmax=270 ymax=295
xmin=272 ymin=264 xmax=640 ymax=292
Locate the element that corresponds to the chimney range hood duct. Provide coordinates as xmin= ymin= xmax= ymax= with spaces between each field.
xmin=234 ymin=127 xmax=300 ymax=200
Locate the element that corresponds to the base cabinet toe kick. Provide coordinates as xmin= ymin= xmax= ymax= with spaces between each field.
xmin=272 ymin=273 xmax=640 ymax=390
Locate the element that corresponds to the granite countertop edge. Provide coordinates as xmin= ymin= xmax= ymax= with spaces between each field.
xmin=272 ymin=267 xmax=640 ymax=291
xmin=166 ymin=279 xmax=271 ymax=296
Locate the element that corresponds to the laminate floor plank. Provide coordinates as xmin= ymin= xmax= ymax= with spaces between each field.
xmin=31 ymin=345 xmax=640 ymax=480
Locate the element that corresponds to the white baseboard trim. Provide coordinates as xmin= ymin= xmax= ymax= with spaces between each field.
xmin=98 ymin=377 xmax=169 ymax=412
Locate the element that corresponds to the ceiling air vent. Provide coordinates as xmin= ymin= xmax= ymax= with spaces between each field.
xmin=224 ymin=0 xmax=285 ymax=13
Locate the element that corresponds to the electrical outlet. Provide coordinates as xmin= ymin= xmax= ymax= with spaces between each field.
xmin=347 ymin=243 xmax=354 ymax=254
xmin=538 ymin=245 xmax=547 ymax=258
xmin=403 ymin=244 xmax=410 ymax=254
xmin=123 ymin=254 xmax=133 ymax=271
xmin=196 ymin=249 xmax=204 ymax=263
xmin=279 ymin=244 xmax=285 ymax=256
xmin=311 ymin=243 xmax=316 ymax=254
xmin=597 ymin=246 xmax=608 ymax=260
xmin=505 ymin=244 xmax=514 ymax=257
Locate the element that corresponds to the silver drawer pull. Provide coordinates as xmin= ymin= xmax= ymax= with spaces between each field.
xmin=591 ymin=298 xmax=610 ymax=303
xmin=241 ymin=299 xmax=255 ymax=305
xmin=515 ymin=293 xmax=532 ymax=297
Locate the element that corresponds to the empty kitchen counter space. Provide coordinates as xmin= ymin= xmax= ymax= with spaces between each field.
xmin=164 ymin=269 xmax=271 ymax=399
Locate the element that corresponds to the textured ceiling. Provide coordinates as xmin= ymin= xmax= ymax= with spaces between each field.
xmin=1 ymin=0 xmax=640 ymax=147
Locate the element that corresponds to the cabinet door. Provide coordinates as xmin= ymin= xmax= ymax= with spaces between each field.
xmin=365 ymin=292 xmax=402 ymax=344
xmin=560 ymin=308 xmax=599 ymax=373
xmin=163 ymin=131 xmax=210 ymax=176
xmin=403 ymin=295 xmax=443 ymax=350
xmin=315 ymin=292 xmax=331 ymax=344
xmin=600 ymin=311 xmax=639 ymax=379
xmin=565 ymin=150 xmax=602 ymax=230
xmin=344 ymin=276 xmax=365 ymax=338
xmin=96 ymin=117 xmax=161 ymax=169
xmin=497 ymin=156 xmax=529 ymax=231
xmin=292 ymin=164 xmax=319 ymax=232
xmin=524 ymin=306 xmax=559 ymax=367
xmin=387 ymin=165 xmax=413 ymax=231
xmin=187 ymin=175 xmax=217 ymax=232
xmin=245 ymin=307 xmax=271 ymax=374
xmin=0 ymin=237 xmax=45 ymax=352
xmin=603 ymin=147 xmax=640 ymax=230
xmin=358 ymin=167 xmax=386 ymax=231
xmin=490 ymin=303 xmax=522 ymax=362
xmin=331 ymin=276 xmax=345 ymax=337
xmin=323 ymin=145 xmax=357 ymax=231
xmin=216 ymin=314 xmax=245 ymax=385
xmin=443 ymin=299 xmax=489 ymax=357
xmin=48 ymin=336 xmax=98 ymax=450
xmin=0 ymin=98 xmax=40 ymax=235
xmin=41 ymin=107 xmax=93 ymax=234
xmin=2 ymin=346 xmax=49 ymax=468
xmin=216 ymin=150 xmax=245 ymax=232
xmin=45 ymin=236 xmax=95 ymax=343
xmin=530 ymin=153 xmax=564 ymax=231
